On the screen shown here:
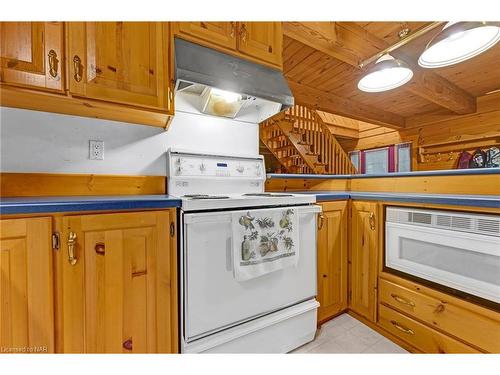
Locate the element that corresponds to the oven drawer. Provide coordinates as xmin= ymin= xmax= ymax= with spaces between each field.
xmin=379 ymin=278 xmax=500 ymax=353
xmin=378 ymin=304 xmax=480 ymax=353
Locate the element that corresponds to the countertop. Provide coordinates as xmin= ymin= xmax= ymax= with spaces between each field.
xmin=1 ymin=190 xmax=499 ymax=215
xmin=267 ymin=167 xmax=500 ymax=180
xmin=291 ymin=191 xmax=500 ymax=208
xmin=0 ymin=195 xmax=181 ymax=215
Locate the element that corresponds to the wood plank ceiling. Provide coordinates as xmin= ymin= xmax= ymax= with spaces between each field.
xmin=283 ymin=22 xmax=500 ymax=130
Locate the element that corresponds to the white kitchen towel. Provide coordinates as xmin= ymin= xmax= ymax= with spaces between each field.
xmin=232 ymin=207 xmax=299 ymax=282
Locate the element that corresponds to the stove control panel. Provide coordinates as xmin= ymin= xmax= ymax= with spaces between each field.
xmin=170 ymin=153 xmax=263 ymax=178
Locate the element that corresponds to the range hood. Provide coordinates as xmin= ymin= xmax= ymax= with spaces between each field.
xmin=174 ymin=38 xmax=294 ymax=123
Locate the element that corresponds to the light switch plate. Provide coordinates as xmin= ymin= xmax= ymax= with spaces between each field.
xmin=89 ymin=140 xmax=104 ymax=160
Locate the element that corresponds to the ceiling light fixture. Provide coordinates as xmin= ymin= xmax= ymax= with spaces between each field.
xmin=418 ymin=22 xmax=500 ymax=68
xmin=357 ymin=54 xmax=413 ymax=93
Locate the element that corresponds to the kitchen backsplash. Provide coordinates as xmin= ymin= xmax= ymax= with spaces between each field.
xmin=0 ymin=107 xmax=259 ymax=176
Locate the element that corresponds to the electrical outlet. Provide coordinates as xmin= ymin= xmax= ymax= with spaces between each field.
xmin=89 ymin=140 xmax=104 ymax=160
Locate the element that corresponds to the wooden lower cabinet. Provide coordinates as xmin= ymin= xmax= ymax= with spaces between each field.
xmin=317 ymin=201 xmax=348 ymax=323
xmin=0 ymin=217 xmax=54 ymax=353
xmin=379 ymin=275 xmax=500 ymax=353
xmin=378 ymin=304 xmax=479 ymax=353
xmin=55 ymin=210 xmax=177 ymax=353
xmin=349 ymin=201 xmax=378 ymax=322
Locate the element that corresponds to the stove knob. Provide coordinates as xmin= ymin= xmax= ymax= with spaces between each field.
xmin=199 ymin=163 xmax=206 ymax=172
xmin=176 ymin=166 xmax=183 ymax=175
xmin=236 ymin=166 xmax=244 ymax=173
xmin=176 ymin=158 xmax=182 ymax=164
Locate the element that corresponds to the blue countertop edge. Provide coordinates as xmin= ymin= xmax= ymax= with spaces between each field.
xmin=267 ymin=167 xmax=500 ymax=180
xmin=1 ymin=191 xmax=499 ymax=215
xmin=0 ymin=195 xmax=182 ymax=215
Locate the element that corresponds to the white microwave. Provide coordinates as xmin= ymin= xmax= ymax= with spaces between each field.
xmin=385 ymin=207 xmax=500 ymax=305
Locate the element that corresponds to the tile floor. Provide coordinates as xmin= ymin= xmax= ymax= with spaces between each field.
xmin=291 ymin=313 xmax=408 ymax=353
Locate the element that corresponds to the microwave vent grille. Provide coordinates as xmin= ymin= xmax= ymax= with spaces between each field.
xmin=477 ymin=219 xmax=500 ymax=235
xmin=410 ymin=212 xmax=432 ymax=225
xmin=386 ymin=207 xmax=500 ymax=237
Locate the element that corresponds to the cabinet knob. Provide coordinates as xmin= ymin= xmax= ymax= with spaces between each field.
xmin=95 ymin=242 xmax=105 ymax=255
xmin=122 ymin=338 xmax=133 ymax=351
xmin=322 ymin=274 xmax=327 ymax=278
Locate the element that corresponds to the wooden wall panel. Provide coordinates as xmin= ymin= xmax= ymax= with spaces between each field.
xmin=0 ymin=173 xmax=166 ymax=197
xmin=265 ymin=178 xmax=350 ymax=192
xmin=266 ymin=174 xmax=499 ymax=195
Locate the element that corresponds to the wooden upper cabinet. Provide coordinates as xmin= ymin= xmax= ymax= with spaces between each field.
xmin=57 ymin=210 xmax=177 ymax=353
xmin=0 ymin=217 xmax=54 ymax=353
xmin=67 ymin=22 xmax=173 ymax=113
xmin=237 ymin=22 xmax=282 ymax=68
xmin=317 ymin=201 xmax=348 ymax=323
xmin=176 ymin=22 xmax=237 ymax=50
xmin=174 ymin=21 xmax=283 ymax=69
xmin=349 ymin=201 xmax=379 ymax=322
xmin=0 ymin=22 xmax=64 ymax=92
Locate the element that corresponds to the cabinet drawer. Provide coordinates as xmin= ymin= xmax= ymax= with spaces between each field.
xmin=379 ymin=278 xmax=500 ymax=352
xmin=378 ymin=304 xmax=479 ymax=353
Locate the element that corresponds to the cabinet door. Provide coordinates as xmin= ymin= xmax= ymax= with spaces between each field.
xmin=176 ymin=22 xmax=237 ymax=50
xmin=0 ymin=217 xmax=54 ymax=353
xmin=67 ymin=22 xmax=172 ymax=112
xmin=349 ymin=201 xmax=378 ymax=322
xmin=237 ymin=22 xmax=282 ymax=67
xmin=317 ymin=201 xmax=348 ymax=323
xmin=58 ymin=210 xmax=177 ymax=353
xmin=0 ymin=22 xmax=64 ymax=91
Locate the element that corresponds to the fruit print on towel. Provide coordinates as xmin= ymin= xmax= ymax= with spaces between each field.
xmin=238 ymin=209 xmax=296 ymax=264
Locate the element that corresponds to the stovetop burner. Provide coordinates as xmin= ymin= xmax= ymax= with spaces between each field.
xmin=243 ymin=193 xmax=294 ymax=197
xmin=183 ymin=194 xmax=230 ymax=200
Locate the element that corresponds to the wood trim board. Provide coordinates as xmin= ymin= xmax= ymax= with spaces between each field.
xmin=0 ymin=173 xmax=166 ymax=197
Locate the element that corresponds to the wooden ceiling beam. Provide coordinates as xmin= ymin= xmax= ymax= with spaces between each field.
xmin=288 ymin=80 xmax=405 ymax=129
xmin=283 ymin=22 xmax=361 ymax=67
xmin=325 ymin=125 xmax=359 ymax=139
xmin=337 ymin=22 xmax=477 ymax=115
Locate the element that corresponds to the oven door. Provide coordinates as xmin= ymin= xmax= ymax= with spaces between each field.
xmin=182 ymin=205 xmax=320 ymax=342
xmin=385 ymin=221 xmax=500 ymax=304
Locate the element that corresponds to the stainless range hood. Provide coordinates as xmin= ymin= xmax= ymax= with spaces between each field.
xmin=174 ymin=38 xmax=294 ymax=123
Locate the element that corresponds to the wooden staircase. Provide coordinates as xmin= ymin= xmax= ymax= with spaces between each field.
xmin=260 ymin=105 xmax=356 ymax=174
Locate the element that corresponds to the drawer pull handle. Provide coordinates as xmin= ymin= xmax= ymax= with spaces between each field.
xmin=390 ymin=320 xmax=414 ymax=335
xmin=391 ymin=293 xmax=416 ymax=307
xmin=230 ymin=22 xmax=236 ymax=38
xmin=48 ymin=49 xmax=58 ymax=78
xmin=318 ymin=213 xmax=324 ymax=230
xmin=73 ymin=55 xmax=83 ymax=82
xmin=67 ymin=232 xmax=77 ymax=265
xmin=239 ymin=23 xmax=247 ymax=43
xmin=369 ymin=212 xmax=375 ymax=230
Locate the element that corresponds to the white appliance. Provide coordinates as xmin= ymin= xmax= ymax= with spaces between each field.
xmin=167 ymin=149 xmax=320 ymax=353
xmin=385 ymin=207 xmax=500 ymax=304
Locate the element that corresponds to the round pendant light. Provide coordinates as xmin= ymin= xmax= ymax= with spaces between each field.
xmin=357 ymin=54 xmax=413 ymax=93
xmin=418 ymin=22 xmax=500 ymax=68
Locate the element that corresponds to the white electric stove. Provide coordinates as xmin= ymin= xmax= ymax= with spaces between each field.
xmin=167 ymin=149 xmax=320 ymax=353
